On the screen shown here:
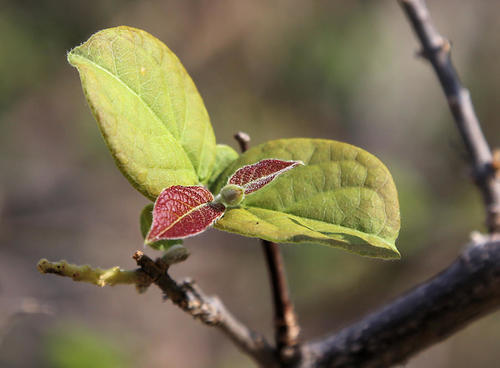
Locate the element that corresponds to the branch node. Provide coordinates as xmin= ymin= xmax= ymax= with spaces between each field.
xmin=132 ymin=251 xmax=277 ymax=366
xmin=470 ymin=231 xmax=490 ymax=245
xmin=440 ymin=38 xmax=451 ymax=54
xmin=400 ymin=0 xmax=500 ymax=233
xmin=493 ymin=149 xmax=500 ymax=178
xmin=414 ymin=38 xmax=450 ymax=62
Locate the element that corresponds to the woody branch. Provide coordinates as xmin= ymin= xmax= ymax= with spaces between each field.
xmin=295 ymin=1 xmax=500 ymax=367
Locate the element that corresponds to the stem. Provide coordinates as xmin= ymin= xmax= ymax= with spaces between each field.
xmin=399 ymin=0 xmax=500 ymax=233
xmin=132 ymin=251 xmax=278 ymax=367
xmin=262 ymin=240 xmax=301 ymax=362
xmin=37 ymin=258 xmax=151 ymax=290
xmin=302 ymin=238 xmax=500 ymax=368
xmin=234 ymin=131 xmax=250 ymax=152
xmin=234 ymin=131 xmax=301 ymax=364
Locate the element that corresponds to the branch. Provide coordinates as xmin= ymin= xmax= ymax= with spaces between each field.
xmin=37 ymin=258 xmax=152 ymax=291
xmin=234 ymin=132 xmax=301 ymax=364
xmin=38 ymin=253 xmax=277 ymax=367
xmin=132 ymin=251 xmax=278 ymax=367
xmin=300 ymin=237 xmax=500 ymax=368
xmin=262 ymin=240 xmax=301 ymax=362
xmin=399 ymin=0 xmax=500 ymax=232
xmin=296 ymin=2 xmax=500 ymax=366
xmin=36 ymin=245 xmax=189 ymax=292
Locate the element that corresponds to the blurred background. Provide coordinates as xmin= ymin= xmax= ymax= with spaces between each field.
xmin=1 ymin=1 xmax=499 ymax=367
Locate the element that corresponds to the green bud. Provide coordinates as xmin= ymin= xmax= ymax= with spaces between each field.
xmin=219 ymin=184 xmax=245 ymax=207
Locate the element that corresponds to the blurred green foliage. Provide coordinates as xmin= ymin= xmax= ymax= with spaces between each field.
xmin=45 ymin=325 xmax=132 ymax=368
xmin=279 ymin=4 xmax=380 ymax=121
xmin=1 ymin=1 xmax=499 ymax=367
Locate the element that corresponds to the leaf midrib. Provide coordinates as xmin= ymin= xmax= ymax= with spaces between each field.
xmin=240 ymin=162 xmax=299 ymax=192
xmin=156 ymin=199 xmax=211 ymax=238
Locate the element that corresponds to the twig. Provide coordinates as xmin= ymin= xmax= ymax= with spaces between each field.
xmin=37 ymin=258 xmax=151 ymax=291
xmin=234 ymin=131 xmax=250 ymax=153
xmin=262 ymin=240 xmax=301 ymax=363
xmin=133 ymin=251 xmax=277 ymax=367
xmin=299 ymin=237 xmax=500 ymax=368
xmin=38 ymin=253 xmax=277 ymax=367
xmin=234 ymin=131 xmax=301 ymax=364
xmin=39 ymin=4 xmax=500 ymax=367
xmin=399 ymin=0 xmax=500 ymax=233
xmin=294 ymin=3 xmax=500 ymax=366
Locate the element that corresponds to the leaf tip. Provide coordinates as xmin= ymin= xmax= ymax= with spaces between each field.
xmin=228 ymin=158 xmax=305 ymax=195
xmin=66 ymin=45 xmax=82 ymax=68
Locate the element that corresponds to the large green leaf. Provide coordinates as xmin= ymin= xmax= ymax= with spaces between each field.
xmin=68 ymin=26 xmax=216 ymax=199
xmin=208 ymin=144 xmax=239 ymax=191
xmin=213 ymin=139 xmax=400 ymax=259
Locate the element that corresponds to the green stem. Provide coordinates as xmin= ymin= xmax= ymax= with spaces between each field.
xmin=37 ymin=258 xmax=149 ymax=288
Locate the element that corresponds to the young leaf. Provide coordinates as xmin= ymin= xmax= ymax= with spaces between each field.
xmin=212 ymin=138 xmax=401 ymax=259
xmin=228 ymin=159 xmax=303 ymax=194
xmin=146 ymin=186 xmax=225 ymax=243
xmin=140 ymin=204 xmax=183 ymax=251
xmin=68 ymin=26 xmax=217 ymax=199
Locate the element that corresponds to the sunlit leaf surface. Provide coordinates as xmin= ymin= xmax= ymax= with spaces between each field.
xmin=213 ymin=138 xmax=401 ymax=259
xmin=208 ymin=144 xmax=239 ymax=191
xmin=146 ymin=185 xmax=225 ymax=243
xmin=68 ymin=26 xmax=216 ymax=199
xmin=228 ymin=159 xmax=303 ymax=194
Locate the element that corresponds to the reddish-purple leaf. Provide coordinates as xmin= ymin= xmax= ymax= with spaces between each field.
xmin=146 ymin=185 xmax=225 ymax=243
xmin=228 ymin=159 xmax=303 ymax=194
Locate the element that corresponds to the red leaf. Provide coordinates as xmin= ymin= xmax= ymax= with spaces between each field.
xmin=146 ymin=185 xmax=225 ymax=243
xmin=228 ymin=159 xmax=303 ymax=194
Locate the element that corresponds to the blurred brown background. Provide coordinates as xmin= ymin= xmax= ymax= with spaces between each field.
xmin=1 ymin=1 xmax=499 ymax=367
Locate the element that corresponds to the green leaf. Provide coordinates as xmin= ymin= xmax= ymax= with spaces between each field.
xmin=213 ymin=138 xmax=400 ymax=259
xmin=139 ymin=203 xmax=182 ymax=251
xmin=68 ymin=26 xmax=216 ymax=199
xmin=139 ymin=204 xmax=155 ymax=239
xmin=208 ymin=144 xmax=239 ymax=191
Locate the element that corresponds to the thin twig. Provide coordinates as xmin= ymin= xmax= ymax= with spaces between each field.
xmin=234 ymin=131 xmax=301 ymax=364
xmin=39 ymin=4 xmax=500 ymax=367
xmin=294 ymin=2 xmax=500 ymax=366
xmin=37 ymin=258 xmax=152 ymax=291
xmin=132 ymin=250 xmax=278 ymax=367
xmin=234 ymin=131 xmax=251 ymax=153
xmin=38 ymin=253 xmax=277 ymax=367
xmin=132 ymin=251 xmax=277 ymax=367
xmin=262 ymin=240 xmax=301 ymax=363
xmin=399 ymin=0 xmax=500 ymax=233
xmin=299 ymin=237 xmax=500 ymax=368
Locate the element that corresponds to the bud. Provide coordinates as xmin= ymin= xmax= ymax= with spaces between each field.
xmin=219 ymin=184 xmax=245 ymax=207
